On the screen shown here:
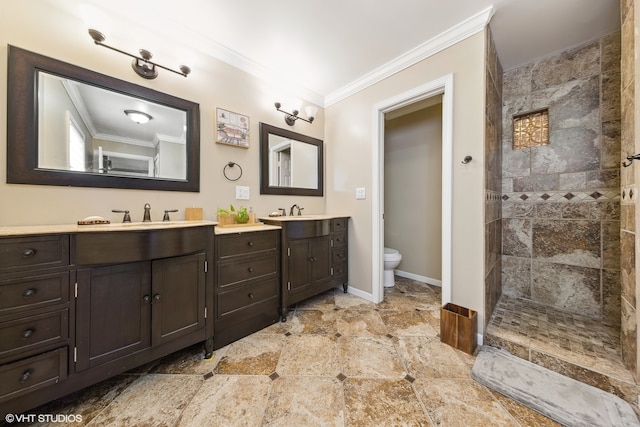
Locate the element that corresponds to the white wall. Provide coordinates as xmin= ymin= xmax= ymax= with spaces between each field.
xmin=0 ymin=1 xmax=325 ymax=226
xmin=325 ymin=32 xmax=487 ymax=330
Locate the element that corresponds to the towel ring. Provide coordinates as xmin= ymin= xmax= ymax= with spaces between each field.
xmin=223 ymin=162 xmax=243 ymax=181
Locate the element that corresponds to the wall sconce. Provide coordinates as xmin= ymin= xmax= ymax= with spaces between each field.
xmin=125 ymin=110 xmax=153 ymax=124
xmin=88 ymin=29 xmax=191 ymax=79
xmin=274 ymin=102 xmax=317 ymax=126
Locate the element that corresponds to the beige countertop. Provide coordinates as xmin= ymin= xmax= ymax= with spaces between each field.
xmin=214 ymin=224 xmax=282 ymax=235
xmin=258 ymin=214 xmax=349 ymax=222
xmin=0 ymin=220 xmax=218 ymax=237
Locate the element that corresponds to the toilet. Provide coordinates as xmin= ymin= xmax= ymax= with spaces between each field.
xmin=383 ymin=247 xmax=402 ymax=287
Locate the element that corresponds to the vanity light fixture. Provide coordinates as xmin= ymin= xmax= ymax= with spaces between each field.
xmin=88 ymin=29 xmax=191 ymax=79
xmin=125 ymin=110 xmax=153 ymax=124
xmin=274 ymin=102 xmax=317 ymax=126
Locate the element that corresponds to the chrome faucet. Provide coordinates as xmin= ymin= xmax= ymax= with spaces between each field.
xmin=278 ymin=208 xmax=286 ymax=216
xmin=143 ymin=203 xmax=152 ymax=222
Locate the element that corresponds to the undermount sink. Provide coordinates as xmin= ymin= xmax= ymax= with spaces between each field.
xmin=261 ymin=214 xmax=334 ymax=221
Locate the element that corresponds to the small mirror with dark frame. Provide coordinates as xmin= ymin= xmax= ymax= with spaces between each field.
xmin=6 ymin=45 xmax=200 ymax=192
xmin=259 ymin=122 xmax=323 ymax=196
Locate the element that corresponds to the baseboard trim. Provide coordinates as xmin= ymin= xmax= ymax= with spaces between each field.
xmin=340 ymin=285 xmax=374 ymax=303
xmin=395 ymin=270 xmax=442 ymax=287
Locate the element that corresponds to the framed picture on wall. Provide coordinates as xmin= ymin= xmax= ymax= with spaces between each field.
xmin=216 ymin=108 xmax=250 ymax=148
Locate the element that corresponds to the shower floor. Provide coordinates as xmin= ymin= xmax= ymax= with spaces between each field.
xmin=484 ymin=295 xmax=639 ymax=407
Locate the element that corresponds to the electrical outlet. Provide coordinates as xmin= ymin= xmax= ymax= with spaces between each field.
xmin=235 ymin=186 xmax=250 ymax=200
xmin=356 ymin=187 xmax=366 ymax=199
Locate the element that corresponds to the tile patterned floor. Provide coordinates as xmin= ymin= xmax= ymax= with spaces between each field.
xmin=23 ymin=277 xmax=561 ymax=426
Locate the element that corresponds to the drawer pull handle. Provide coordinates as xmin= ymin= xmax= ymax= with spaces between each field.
xmin=153 ymin=294 xmax=161 ymax=302
xmin=248 ymin=241 xmax=254 ymax=246
xmin=248 ymin=293 xmax=254 ymax=299
xmin=143 ymin=295 xmax=151 ymax=303
xmin=23 ymin=288 xmax=37 ymax=298
xmin=22 ymin=249 xmax=36 ymax=257
xmin=248 ymin=267 xmax=255 ymax=273
xmin=22 ymin=329 xmax=34 ymax=339
xmin=20 ymin=370 xmax=32 ymax=382
xmin=337 ymin=254 xmax=343 ymax=258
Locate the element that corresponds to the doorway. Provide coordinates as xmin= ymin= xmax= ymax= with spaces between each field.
xmin=371 ymin=74 xmax=453 ymax=304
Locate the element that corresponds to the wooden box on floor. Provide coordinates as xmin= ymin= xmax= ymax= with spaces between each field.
xmin=440 ymin=303 xmax=477 ymax=354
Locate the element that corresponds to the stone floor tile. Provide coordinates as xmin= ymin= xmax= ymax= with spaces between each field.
xmin=289 ymin=309 xmax=338 ymax=334
xmin=336 ymin=309 xmax=388 ymax=337
xmin=343 ymin=378 xmax=431 ymax=426
xmin=339 ymin=336 xmax=406 ymax=378
xmin=277 ymin=334 xmax=341 ymax=376
xmin=177 ymin=375 xmax=271 ymax=427
xmin=379 ymin=310 xmax=438 ymax=337
xmin=213 ymin=334 xmax=283 ymax=375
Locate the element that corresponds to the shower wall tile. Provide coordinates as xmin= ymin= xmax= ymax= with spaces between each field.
xmin=602 ymin=221 xmax=622 ymax=270
xmin=560 ymin=203 xmax=590 ymax=219
xmin=590 ymin=201 xmax=620 ymax=221
xmin=621 ymin=230 xmax=636 ymax=308
xmin=601 ymin=31 xmax=621 ymax=73
xmin=531 ymin=41 xmax=600 ymax=90
xmin=535 ymin=203 xmax=563 ymax=219
xmin=586 ymin=169 xmax=620 ymax=189
xmin=531 ymin=127 xmax=600 ymax=175
xmin=601 ymin=120 xmax=622 ymax=169
xmin=502 ymin=143 xmax=530 ymax=178
xmin=501 ymin=256 xmax=531 ymax=298
xmin=603 ymin=269 xmax=622 ymax=327
xmin=531 ymin=261 xmax=601 ymax=317
xmin=621 ymin=298 xmax=637 ymax=375
xmin=532 ymin=219 xmax=601 ymax=268
xmin=559 ymin=172 xmax=587 ymax=190
xmin=502 ymin=202 xmax=535 ymax=219
xmin=502 ymin=218 xmax=532 ymax=257
xmin=602 ymin=71 xmax=622 ymax=123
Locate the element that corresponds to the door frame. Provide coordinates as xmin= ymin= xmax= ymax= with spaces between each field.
xmin=371 ymin=74 xmax=453 ymax=304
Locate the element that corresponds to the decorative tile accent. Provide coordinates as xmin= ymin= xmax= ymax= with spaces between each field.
xmin=513 ymin=109 xmax=549 ymax=149
xmin=502 ymin=189 xmax=620 ymax=203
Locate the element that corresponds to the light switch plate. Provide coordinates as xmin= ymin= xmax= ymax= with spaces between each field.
xmin=236 ymin=185 xmax=250 ymax=200
xmin=356 ymin=187 xmax=366 ymax=199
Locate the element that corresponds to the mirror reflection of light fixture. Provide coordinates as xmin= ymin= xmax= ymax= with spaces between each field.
xmin=274 ymin=102 xmax=317 ymax=126
xmin=125 ymin=110 xmax=153 ymax=124
xmin=88 ymin=29 xmax=191 ymax=79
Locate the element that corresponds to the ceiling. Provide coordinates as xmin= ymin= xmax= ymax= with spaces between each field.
xmin=50 ymin=0 xmax=621 ymax=106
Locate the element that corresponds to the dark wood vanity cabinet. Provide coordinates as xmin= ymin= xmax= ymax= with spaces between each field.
xmin=0 ymin=224 xmax=214 ymax=416
xmin=214 ymin=228 xmax=280 ymax=349
xmin=261 ymin=217 xmax=349 ymax=320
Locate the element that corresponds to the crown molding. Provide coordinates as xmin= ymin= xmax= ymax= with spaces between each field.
xmin=324 ymin=6 xmax=495 ymax=107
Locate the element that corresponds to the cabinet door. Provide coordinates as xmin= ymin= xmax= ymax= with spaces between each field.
xmin=75 ymin=262 xmax=151 ymax=371
xmin=309 ymin=235 xmax=331 ymax=285
xmin=287 ymin=239 xmax=312 ymax=296
xmin=151 ymin=253 xmax=206 ymax=346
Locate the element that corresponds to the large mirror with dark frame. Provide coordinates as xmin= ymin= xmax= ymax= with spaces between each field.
xmin=7 ymin=45 xmax=200 ymax=192
xmin=259 ymin=122 xmax=323 ymax=196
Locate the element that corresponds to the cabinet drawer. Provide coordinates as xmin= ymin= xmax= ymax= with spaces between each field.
xmin=217 ymin=232 xmax=277 ymax=259
xmin=332 ymin=247 xmax=347 ymax=264
xmin=217 ymin=277 xmax=278 ymax=317
xmin=0 ymin=272 xmax=69 ymax=315
xmin=0 ymin=310 xmax=68 ymax=359
xmin=332 ymin=262 xmax=347 ymax=280
xmin=0 ymin=347 xmax=67 ymax=402
xmin=332 ymin=218 xmax=347 ymax=232
xmin=332 ymin=232 xmax=346 ymax=248
xmin=217 ymin=254 xmax=277 ymax=288
xmin=0 ymin=236 xmax=69 ymax=273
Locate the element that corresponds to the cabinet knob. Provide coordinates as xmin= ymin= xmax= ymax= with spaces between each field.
xmin=248 ymin=267 xmax=255 ymax=273
xmin=248 ymin=293 xmax=254 ymax=299
xmin=23 ymin=288 xmax=36 ymax=298
xmin=153 ymin=294 xmax=161 ymax=302
xmin=337 ymin=254 xmax=343 ymax=258
xmin=22 ymin=248 xmax=36 ymax=257
xmin=143 ymin=295 xmax=151 ymax=303
xmin=22 ymin=329 xmax=34 ymax=339
xmin=20 ymin=370 xmax=32 ymax=382
xmin=247 ymin=241 xmax=254 ymax=247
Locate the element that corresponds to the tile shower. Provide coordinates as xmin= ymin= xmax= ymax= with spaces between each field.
xmin=484 ymin=30 xmax=640 ymax=405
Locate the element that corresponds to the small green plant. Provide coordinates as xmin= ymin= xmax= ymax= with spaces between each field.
xmin=235 ymin=206 xmax=250 ymax=224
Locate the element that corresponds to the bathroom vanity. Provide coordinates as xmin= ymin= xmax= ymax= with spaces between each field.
xmin=259 ymin=216 xmax=349 ymax=320
xmin=0 ymin=222 xmax=215 ymax=416
xmin=213 ymin=225 xmax=281 ymax=349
